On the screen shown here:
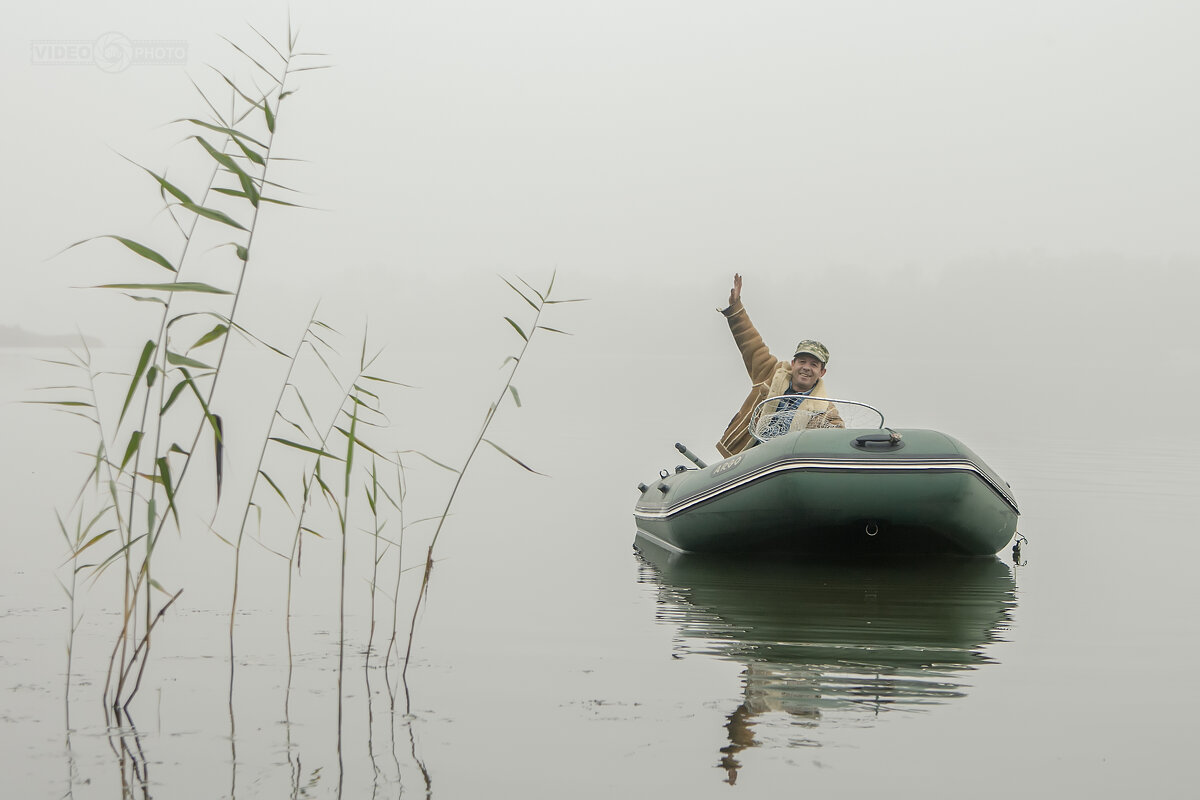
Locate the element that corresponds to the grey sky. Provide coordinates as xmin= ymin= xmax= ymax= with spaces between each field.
xmin=4 ymin=1 xmax=1197 ymax=345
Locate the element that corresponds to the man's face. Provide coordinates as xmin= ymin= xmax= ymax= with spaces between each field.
xmin=790 ymin=354 xmax=826 ymax=392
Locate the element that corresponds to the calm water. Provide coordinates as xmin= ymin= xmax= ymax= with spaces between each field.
xmin=2 ymin=343 xmax=1198 ymax=799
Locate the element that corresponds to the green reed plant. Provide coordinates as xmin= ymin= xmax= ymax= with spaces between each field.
xmin=380 ymin=454 xmax=452 ymax=680
xmin=43 ymin=23 xmax=581 ymax=746
xmin=271 ymin=333 xmax=408 ymax=713
xmin=399 ymin=273 xmax=582 ymax=710
xmin=31 ymin=345 xmax=111 ymax=718
xmin=382 ymin=454 xmax=433 ymax=677
xmin=364 ymin=456 xmax=386 ymax=671
xmin=46 ymin=24 xmax=332 ymax=711
xmin=223 ymin=311 xmax=346 ymax=701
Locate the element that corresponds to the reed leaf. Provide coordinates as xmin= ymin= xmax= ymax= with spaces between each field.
xmin=179 ymin=118 xmax=269 ymax=150
xmin=95 ymin=281 xmax=233 ymax=295
xmin=79 ymin=235 xmax=177 ymax=273
xmin=54 ymin=509 xmax=71 ymax=548
xmin=233 ymin=142 xmax=266 ymax=165
xmin=211 ymin=66 xmax=260 ymax=107
xmin=288 ymin=385 xmax=319 ymax=432
xmin=349 ymin=385 xmax=380 ymax=403
xmin=229 ymin=319 xmax=289 ymax=357
xmin=164 ymin=310 xmax=232 ymax=334
xmin=180 ymin=201 xmax=247 ymax=230
xmin=89 ymin=529 xmax=146 ymax=573
xmin=275 ymin=409 xmax=307 ymax=437
xmin=29 ymin=380 xmax=88 ymax=391
xmin=481 ymin=438 xmax=546 ymax=475
xmin=57 ymin=506 xmax=112 ymax=558
xmin=179 ymin=367 xmax=223 ymax=443
xmin=187 ymin=75 xmax=229 ymax=126
xmin=362 ymin=374 xmax=415 ymax=388
xmin=238 ymin=174 xmax=261 ymax=207
xmin=190 ymin=324 xmax=229 ymax=350
xmin=250 ymin=22 xmax=288 ymax=62
xmin=166 ymin=350 xmax=213 ymax=370
xmin=333 ymin=425 xmax=386 ymax=460
xmin=219 ymin=35 xmax=282 ymax=84
xmin=120 ymin=340 xmax=156 ymax=425
xmin=517 ymin=275 xmax=544 ymax=302
xmin=209 ymin=529 xmax=235 ymax=548
xmin=213 ymin=414 xmax=224 ymax=500
xmin=395 ymin=449 xmax=461 ymax=473
xmin=120 ymin=431 xmax=143 ymax=472
xmin=51 ymin=409 xmax=98 ymax=425
xmin=501 ymin=276 xmax=539 ymax=310
xmin=24 ymin=399 xmax=91 ymax=408
xmin=503 ymin=316 xmax=528 ymax=341
xmin=146 ymin=498 xmax=157 ymax=541
xmin=536 ymin=325 xmax=571 ymax=335
xmin=259 ymin=469 xmax=289 ymax=505
xmin=269 ymin=437 xmax=342 ymax=460
xmin=364 ymin=473 xmax=378 ymax=515
xmin=138 ymin=166 xmax=194 ymax=205
xmin=259 ymin=196 xmax=305 ymax=208
xmin=211 ymin=188 xmax=256 ymax=203
xmin=193 ymin=136 xmax=249 ymax=179
xmin=73 ymin=529 xmax=115 ymax=561
xmin=508 ymin=384 xmax=521 ymax=407
xmin=313 ymin=464 xmax=338 ymax=507
xmin=160 ymin=379 xmax=188 ymax=414
xmin=343 ymin=409 xmax=358 ymax=494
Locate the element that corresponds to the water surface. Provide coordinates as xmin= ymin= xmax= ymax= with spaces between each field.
xmin=2 ymin=345 xmax=1198 ymax=798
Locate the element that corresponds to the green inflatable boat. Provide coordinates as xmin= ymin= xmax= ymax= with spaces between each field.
xmin=633 ymin=397 xmax=1019 ymax=556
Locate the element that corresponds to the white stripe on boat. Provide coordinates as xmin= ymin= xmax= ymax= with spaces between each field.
xmin=634 ymin=457 xmax=1019 ymax=520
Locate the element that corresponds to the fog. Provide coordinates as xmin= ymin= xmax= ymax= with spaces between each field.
xmin=4 ymin=1 xmax=1197 ymax=339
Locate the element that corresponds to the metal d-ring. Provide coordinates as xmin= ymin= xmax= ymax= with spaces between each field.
xmin=865 ymin=520 xmax=880 ymax=536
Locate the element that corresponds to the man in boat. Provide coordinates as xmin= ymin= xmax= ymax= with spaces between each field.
xmin=716 ymin=273 xmax=843 ymax=458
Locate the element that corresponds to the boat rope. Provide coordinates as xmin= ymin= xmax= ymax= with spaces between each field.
xmin=1012 ymin=532 xmax=1028 ymax=566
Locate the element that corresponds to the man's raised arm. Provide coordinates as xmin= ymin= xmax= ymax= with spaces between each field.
xmin=719 ymin=274 xmax=775 ymax=384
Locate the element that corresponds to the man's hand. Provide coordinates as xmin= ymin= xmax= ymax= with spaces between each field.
xmin=728 ymin=273 xmax=742 ymax=307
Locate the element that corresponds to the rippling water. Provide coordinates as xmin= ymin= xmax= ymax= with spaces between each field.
xmin=635 ymin=548 xmax=1018 ymax=783
xmin=3 ymin=345 xmax=1199 ymax=798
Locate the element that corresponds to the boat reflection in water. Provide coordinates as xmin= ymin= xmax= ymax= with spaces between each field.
xmin=634 ymin=538 xmax=1017 ymax=784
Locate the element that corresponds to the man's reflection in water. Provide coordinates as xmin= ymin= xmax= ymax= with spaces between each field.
xmin=718 ymin=664 xmax=821 ymax=784
xmin=719 ymin=699 xmax=758 ymax=784
xmin=634 ymin=541 xmax=1017 ymax=784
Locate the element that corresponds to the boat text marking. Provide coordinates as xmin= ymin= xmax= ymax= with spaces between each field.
xmin=712 ymin=454 xmax=745 ymax=476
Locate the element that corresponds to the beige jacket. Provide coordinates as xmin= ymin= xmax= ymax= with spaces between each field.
xmin=716 ymin=300 xmax=843 ymax=458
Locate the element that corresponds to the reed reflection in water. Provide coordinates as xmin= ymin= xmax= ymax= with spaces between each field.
xmin=634 ymin=540 xmax=1017 ymax=783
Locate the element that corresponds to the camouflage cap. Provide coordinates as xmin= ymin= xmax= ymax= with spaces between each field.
xmin=793 ymin=339 xmax=830 ymax=364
